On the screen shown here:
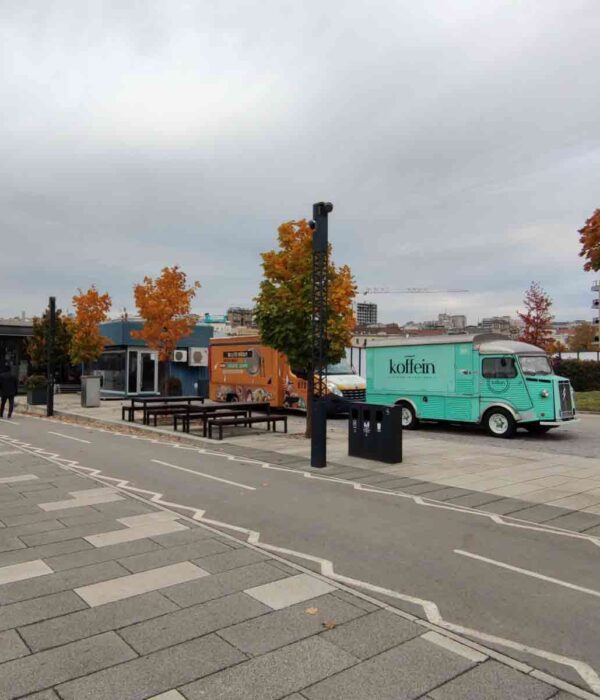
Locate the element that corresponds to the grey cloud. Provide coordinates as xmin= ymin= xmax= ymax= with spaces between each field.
xmin=1 ymin=0 xmax=598 ymax=323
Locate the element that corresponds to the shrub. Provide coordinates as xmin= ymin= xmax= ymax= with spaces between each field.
xmin=25 ymin=375 xmax=47 ymax=390
xmin=553 ymin=359 xmax=600 ymax=391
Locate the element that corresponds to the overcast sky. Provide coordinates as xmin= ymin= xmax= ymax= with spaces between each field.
xmin=1 ymin=1 xmax=599 ymax=325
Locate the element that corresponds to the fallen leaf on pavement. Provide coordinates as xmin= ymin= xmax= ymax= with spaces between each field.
xmin=305 ymin=607 xmax=318 ymax=615
xmin=322 ymin=620 xmax=336 ymax=630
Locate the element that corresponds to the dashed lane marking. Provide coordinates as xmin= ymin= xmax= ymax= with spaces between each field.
xmin=455 ymin=549 xmax=600 ymax=600
xmin=48 ymin=431 xmax=91 ymax=444
xmin=151 ymin=459 xmax=256 ymax=491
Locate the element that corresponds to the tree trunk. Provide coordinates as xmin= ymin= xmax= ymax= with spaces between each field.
xmin=305 ymin=372 xmax=313 ymax=439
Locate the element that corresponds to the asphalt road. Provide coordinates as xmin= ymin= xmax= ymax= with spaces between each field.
xmin=2 ymin=414 xmax=600 ymax=696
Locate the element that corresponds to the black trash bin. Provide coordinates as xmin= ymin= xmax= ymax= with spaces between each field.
xmin=348 ymin=403 xmax=402 ymax=464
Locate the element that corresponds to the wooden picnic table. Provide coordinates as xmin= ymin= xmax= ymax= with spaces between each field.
xmin=174 ymin=402 xmax=270 ymax=434
xmin=122 ymin=395 xmax=205 ymax=422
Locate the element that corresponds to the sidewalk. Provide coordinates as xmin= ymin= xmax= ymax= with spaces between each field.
xmin=0 ymin=442 xmax=581 ymax=699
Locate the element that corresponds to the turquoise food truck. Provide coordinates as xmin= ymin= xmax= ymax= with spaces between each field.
xmin=366 ymin=334 xmax=576 ymax=438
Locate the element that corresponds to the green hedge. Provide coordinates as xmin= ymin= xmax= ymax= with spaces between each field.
xmin=553 ymin=359 xmax=600 ymax=391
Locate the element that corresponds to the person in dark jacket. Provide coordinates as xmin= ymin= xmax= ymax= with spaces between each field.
xmin=0 ymin=363 xmax=18 ymax=419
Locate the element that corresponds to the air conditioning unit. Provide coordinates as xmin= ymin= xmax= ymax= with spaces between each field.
xmin=171 ymin=349 xmax=188 ymax=363
xmin=188 ymin=347 xmax=208 ymax=367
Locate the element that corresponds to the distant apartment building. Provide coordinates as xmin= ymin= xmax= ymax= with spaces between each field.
xmin=226 ymin=307 xmax=256 ymax=329
xmin=356 ymin=302 xmax=378 ymax=326
xmin=437 ymin=313 xmax=467 ymax=331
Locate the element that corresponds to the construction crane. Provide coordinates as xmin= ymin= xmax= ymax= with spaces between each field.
xmin=361 ymin=287 xmax=470 ymax=295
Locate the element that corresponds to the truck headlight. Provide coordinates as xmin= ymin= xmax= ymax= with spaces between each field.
xmin=328 ymin=385 xmax=343 ymax=397
xmin=540 ymin=390 xmax=549 ymax=398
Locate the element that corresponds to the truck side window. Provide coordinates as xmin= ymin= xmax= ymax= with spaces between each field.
xmin=482 ymin=357 xmax=517 ymax=379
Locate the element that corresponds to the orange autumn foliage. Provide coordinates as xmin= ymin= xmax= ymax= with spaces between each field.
xmin=254 ymin=219 xmax=356 ymax=372
xmin=70 ymin=286 xmax=112 ymax=367
xmin=131 ymin=266 xmax=201 ymax=362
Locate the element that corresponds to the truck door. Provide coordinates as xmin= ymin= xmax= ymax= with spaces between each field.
xmin=480 ymin=356 xmax=533 ymax=413
xmin=448 ymin=344 xmax=477 ymax=421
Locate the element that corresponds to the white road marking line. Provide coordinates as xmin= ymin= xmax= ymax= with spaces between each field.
xmin=0 ymin=473 xmax=38 ymax=484
xmin=0 ymin=419 xmax=19 ymax=425
xmin=454 ymin=549 xmax=600 ymax=600
xmin=151 ymin=459 xmax=256 ymax=491
xmin=3 ymin=433 xmax=600 ymax=697
xmin=48 ymin=431 xmax=91 ymax=444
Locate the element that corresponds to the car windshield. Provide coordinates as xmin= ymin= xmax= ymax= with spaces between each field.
xmin=326 ymin=360 xmax=354 ymax=375
xmin=519 ymin=355 xmax=553 ymax=376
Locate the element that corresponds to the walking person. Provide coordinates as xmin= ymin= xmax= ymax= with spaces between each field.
xmin=0 ymin=363 xmax=18 ymax=419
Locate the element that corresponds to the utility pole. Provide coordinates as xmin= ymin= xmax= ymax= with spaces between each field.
xmin=47 ymin=296 xmax=56 ymax=417
xmin=310 ymin=202 xmax=333 ymax=469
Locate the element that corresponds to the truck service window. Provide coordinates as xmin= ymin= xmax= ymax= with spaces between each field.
xmin=519 ymin=355 xmax=553 ymax=376
xmin=482 ymin=357 xmax=517 ymax=379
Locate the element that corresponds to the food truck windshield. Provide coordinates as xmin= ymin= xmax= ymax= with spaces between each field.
xmin=326 ymin=360 xmax=355 ymax=375
xmin=518 ymin=355 xmax=553 ymax=376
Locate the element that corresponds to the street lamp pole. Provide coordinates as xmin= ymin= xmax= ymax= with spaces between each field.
xmin=310 ymin=201 xmax=333 ymax=469
xmin=46 ymin=296 xmax=56 ymax=417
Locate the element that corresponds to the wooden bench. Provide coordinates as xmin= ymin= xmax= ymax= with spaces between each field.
xmin=207 ymin=414 xmax=287 ymax=440
xmin=179 ymin=409 xmax=250 ymax=436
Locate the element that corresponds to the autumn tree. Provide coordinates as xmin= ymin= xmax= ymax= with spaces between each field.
xmin=569 ymin=322 xmax=597 ymax=352
xmin=132 ymin=266 xmax=200 ymax=391
xmin=517 ymin=282 xmax=554 ymax=351
xmin=27 ymin=309 xmax=74 ymax=379
xmin=254 ymin=219 xmax=356 ymax=436
xmin=578 ymin=208 xmax=600 ymax=272
xmin=70 ymin=286 xmax=112 ymax=373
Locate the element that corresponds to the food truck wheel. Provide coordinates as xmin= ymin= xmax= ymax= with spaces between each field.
xmin=398 ymin=402 xmax=419 ymax=430
xmin=484 ymin=409 xmax=516 ymax=438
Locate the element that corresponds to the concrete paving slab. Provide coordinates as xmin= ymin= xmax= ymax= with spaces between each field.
xmin=20 ymin=520 xmax=128 ymax=547
xmin=549 ymin=493 xmax=600 ymax=510
xmin=37 ymin=489 xmax=124 ymax=511
xmin=119 ymin=537 xmax=231 ymax=573
xmin=479 ymin=498 xmax=531 ymax=515
xmin=0 ymin=590 xmax=88 ymax=632
xmin=0 ymin=559 xmax=52 ymax=585
xmin=321 ymin=609 xmax=422 ymax=660
xmin=302 ymin=636 xmax=475 ymax=700
xmin=20 ymin=690 xmax=59 ymax=699
xmin=0 ymin=537 xmax=94 ymax=568
xmin=503 ymin=504 xmax=568 ymax=524
xmin=181 ymin=636 xmax=358 ymax=700
xmin=120 ymin=591 xmax=269 ymax=654
xmin=219 ymin=592 xmax=366 ymax=656
xmin=75 ymin=561 xmax=209 ymax=607
xmin=20 ymin=591 xmax=179 ymax=652
xmin=0 ymin=561 xmax=129 ymax=606
xmin=57 ymin=634 xmax=245 ymax=700
xmin=0 ymin=631 xmax=137 ymax=698
xmin=148 ymin=692 xmax=186 ymax=700
xmin=445 ymin=492 xmax=503 ymax=508
xmin=161 ymin=562 xmax=289 ymax=608
xmin=428 ymin=659 xmax=556 ymax=700
xmin=0 ymin=628 xmax=30 ymax=663
xmin=245 ymin=573 xmax=335 ymax=610
xmin=84 ymin=519 xmax=188 ymax=548
xmin=0 ymin=535 xmax=25 ymax=553
xmin=419 ymin=487 xmax=474 ymax=502
xmin=192 ymin=546 xmax=268 ymax=573
xmin=43 ymin=537 xmax=162 ymax=572
xmin=2 ymin=518 xmax=66 ymax=536
xmin=546 ymin=511 xmax=600 ymax=532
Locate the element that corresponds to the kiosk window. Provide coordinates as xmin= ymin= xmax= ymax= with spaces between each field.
xmin=482 ymin=357 xmax=516 ymax=379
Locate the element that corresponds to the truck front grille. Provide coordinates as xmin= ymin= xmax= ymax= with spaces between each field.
xmin=342 ymin=388 xmax=366 ymax=401
xmin=559 ymin=381 xmax=574 ymax=418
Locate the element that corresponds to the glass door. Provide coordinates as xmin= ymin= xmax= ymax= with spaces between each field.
xmin=140 ymin=352 xmax=157 ymax=393
xmin=127 ymin=350 xmax=158 ymax=394
xmin=128 ymin=351 xmax=138 ymax=394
